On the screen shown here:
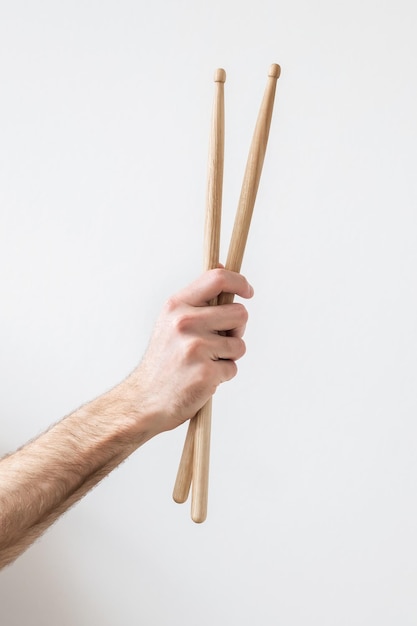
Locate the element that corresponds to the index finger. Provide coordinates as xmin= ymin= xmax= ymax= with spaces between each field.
xmin=177 ymin=269 xmax=254 ymax=307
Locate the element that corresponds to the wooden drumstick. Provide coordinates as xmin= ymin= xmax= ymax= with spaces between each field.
xmin=172 ymin=68 xmax=226 ymax=517
xmin=219 ymin=63 xmax=280 ymax=304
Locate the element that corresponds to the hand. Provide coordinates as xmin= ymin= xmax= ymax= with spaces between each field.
xmin=125 ymin=269 xmax=254 ymax=436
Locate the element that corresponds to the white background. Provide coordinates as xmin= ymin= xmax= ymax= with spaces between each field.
xmin=1 ymin=1 xmax=416 ymax=624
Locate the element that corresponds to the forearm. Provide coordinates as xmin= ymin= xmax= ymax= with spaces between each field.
xmin=0 ymin=441 xmax=138 ymax=569
xmin=0 ymin=379 xmax=154 ymax=570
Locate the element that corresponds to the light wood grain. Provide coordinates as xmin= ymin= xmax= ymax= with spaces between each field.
xmin=172 ymin=416 xmax=196 ymax=503
xmin=219 ymin=63 xmax=280 ymax=306
xmin=173 ymin=64 xmax=280 ymax=522
xmin=191 ymin=397 xmax=213 ymax=522
xmin=172 ymin=69 xmax=225 ymax=518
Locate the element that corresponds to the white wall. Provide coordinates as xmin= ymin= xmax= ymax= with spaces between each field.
xmin=1 ymin=1 xmax=416 ymax=624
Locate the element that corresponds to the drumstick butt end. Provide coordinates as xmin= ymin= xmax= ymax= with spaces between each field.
xmin=268 ymin=63 xmax=281 ymax=79
xmin=173 ymin=492 xmax=188 ymax=504
xmin=192 ymin=511 xmax=207 ymax=524
xmin=214 ymin=68 xmax=226 ymax=83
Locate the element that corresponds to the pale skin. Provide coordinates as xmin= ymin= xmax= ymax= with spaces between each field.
xmin=0 ymin=268 xmax=253 ymax=570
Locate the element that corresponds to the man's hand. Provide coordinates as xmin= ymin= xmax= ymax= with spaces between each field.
xmin=124 ymin=268 xmax=254 ymax=436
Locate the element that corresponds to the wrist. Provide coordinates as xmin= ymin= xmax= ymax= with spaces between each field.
xmin=89 ymin=376 xmax=163 ymax=444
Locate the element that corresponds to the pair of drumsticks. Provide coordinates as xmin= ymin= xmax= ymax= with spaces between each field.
xmin=173 ymin=63 xmax=281 ymax=523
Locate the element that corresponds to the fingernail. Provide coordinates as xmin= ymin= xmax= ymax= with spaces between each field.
xmin=249 ymin=284 xmax=254 ymax=297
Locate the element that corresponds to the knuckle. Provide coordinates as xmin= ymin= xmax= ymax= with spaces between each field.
xmin=182 ymin=336 xmax=205 ymax=362
xmin=193 ymin=362 xmax=218 ymax=395
xmin=209 ymin=267 xmax=227 ymax=292
xmin=227 ymin=336 xmax=246 ymax=359
xmin=171 ymin=310 xmax=194 ymax=334
xmin=234 ymin=302 xmax=249 ymax=324
xmin=224 ymin=361 xmax=238 ymax=381
xmin=238 ymin=338 xmax=247 ymax=358
xmin=164 ymin=295 xmax=180 ymax=315
xmin=196 ymin=361 xmax=214 ymax=384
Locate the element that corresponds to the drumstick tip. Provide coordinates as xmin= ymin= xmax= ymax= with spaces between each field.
xmin=214 ymin=68 xmax=226 ymax=83
xmin=268 ymin=63 xmax=281 ymax=79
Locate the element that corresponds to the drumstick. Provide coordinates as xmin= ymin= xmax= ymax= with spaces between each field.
xmin=172 ymin=68 xmax=226 ymax=512
xmin=219 ymin=63 xmax=280 ymax=303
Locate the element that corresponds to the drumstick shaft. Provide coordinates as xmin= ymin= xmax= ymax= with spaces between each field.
xmin=202 ymin=69 xmax=226 ymax=272
xmin=172 ymin=416 xmax=196 ymax=503
xmin=172 ymin=69 xmax=226 ymax=516
xmin=191 ymin=69 xmax=226 ymax=524
xmin=218 ymin=63 xmax=280 ymax=307
xmin=191 ymin=397 xmax=213 ymax=522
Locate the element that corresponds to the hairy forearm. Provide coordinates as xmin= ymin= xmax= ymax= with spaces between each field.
xmin=0 ymin=269 xmax=253 ymax=570
xmin=0 ymin=442 xmax=139 ymax=569
xmin=0 ymin=380 xmax=153 ymax=570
